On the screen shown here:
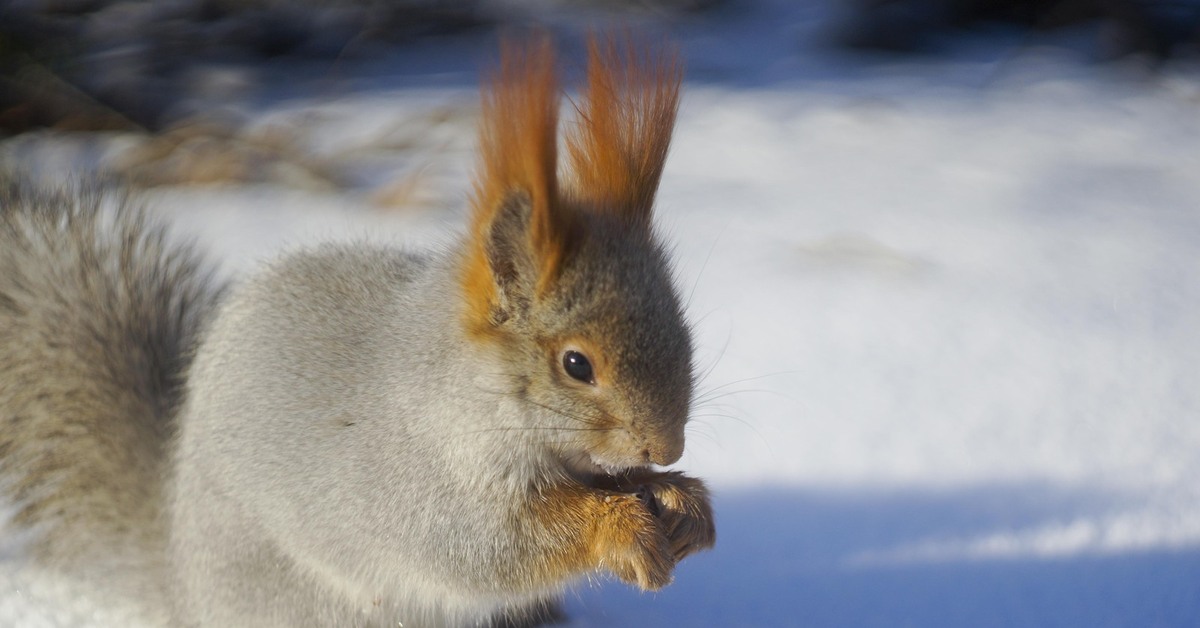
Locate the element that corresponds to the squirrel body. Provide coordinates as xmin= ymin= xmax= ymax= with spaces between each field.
xmin=1 ymin=34 xmax=714 ymax=627
xmin=173 ymin=245 xmax=559 ymax=625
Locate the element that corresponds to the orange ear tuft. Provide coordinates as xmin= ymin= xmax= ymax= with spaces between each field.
xmin=461 ymin=33 xmax=574 ymax=336
xmin=566 ymin=33 xmax=682 ymax=227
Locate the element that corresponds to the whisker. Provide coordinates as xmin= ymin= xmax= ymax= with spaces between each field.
xmin=474 ymin=385 xmax=611 ymax=429
xmin=693 ymin=370 xmax=799 ymax=402
xmin=693 ymin=387 xmax=792 ymax=405
xmin=692 ymin=325 xmax=732 ymax=389
xmin=459 ymin=426 xmax=617 ymax=436
xmin=520 ymin=397 xmax=611 ymax=428
xmin=690 ymin=412 xmax=752 ymax=426
xmin=683 ymin=431 xmax=720 ymax=454
xmin=684 ymin=422 xmax=720 ymax=445
xmin=684 ymin=220 xmax=729 ymax=311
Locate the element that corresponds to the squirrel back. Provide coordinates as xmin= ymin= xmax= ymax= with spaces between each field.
xmin=0 ymin=177 xmax=222 ymax=616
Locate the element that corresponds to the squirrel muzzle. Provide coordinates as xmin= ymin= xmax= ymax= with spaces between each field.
xmin=644 ymin=424 xmax=685 ymax=466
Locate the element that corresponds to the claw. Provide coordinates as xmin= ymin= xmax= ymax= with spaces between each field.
xmin=635 ymin=484 xmax=661 ymax=517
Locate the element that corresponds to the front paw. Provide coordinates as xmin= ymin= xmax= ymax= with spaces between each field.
xmin=593 ymin=492 xmax=675 ymax=591
xmin=635 ymin=472 xmax=716 ymax=561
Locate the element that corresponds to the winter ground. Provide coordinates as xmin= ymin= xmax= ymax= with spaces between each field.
xmin=4 ymin=0 xmax=1200 ymax=625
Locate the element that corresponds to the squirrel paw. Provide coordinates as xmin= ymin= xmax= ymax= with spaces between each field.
xmin=636 ymin=472 xmax=716 ymax=561
xmin=595 ymin=492 xmax=675 ymax=591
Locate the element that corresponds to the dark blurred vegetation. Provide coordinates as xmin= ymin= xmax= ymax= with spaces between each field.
xmin=0 ymin=0 xmax=500 ymax=133
xmin=2 ymin=0 xmax=1198 ymax=137
xmin=836 ymin=0 xmax=1200 ymax=58
xmin=0 ymin=0 xmax=726 ymax=135
xmin=0 ymin=0 xmax=722 ymax=191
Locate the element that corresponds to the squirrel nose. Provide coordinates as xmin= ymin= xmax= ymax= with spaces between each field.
xmin=646 ymin=437 xmax=684 ymax=466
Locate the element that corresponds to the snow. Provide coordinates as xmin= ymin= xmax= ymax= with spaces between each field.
xmin=4 ymin=0 xmax=1200 ymax=625
xmin=566 ymin=69 xmax=1200 ymax=625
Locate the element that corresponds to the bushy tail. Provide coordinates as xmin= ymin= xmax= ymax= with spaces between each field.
xmin=0 ymin=176 xmax=222 ymax=575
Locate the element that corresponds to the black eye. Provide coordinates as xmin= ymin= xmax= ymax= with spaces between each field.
xmin=562 ymin=350 xmax=595 ymax=384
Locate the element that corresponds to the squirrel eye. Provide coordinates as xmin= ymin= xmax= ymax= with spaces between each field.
xmin=562 ymin=351 xmax=595 ymax=384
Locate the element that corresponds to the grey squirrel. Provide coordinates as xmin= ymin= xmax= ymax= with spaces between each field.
xmin=0 ymin=33 xmax=715 ymax=627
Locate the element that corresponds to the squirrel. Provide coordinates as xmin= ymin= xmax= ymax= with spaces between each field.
xmin=0 ymin=33 xmax=715 ymax=627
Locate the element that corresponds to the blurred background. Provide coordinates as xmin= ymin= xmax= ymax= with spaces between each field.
xmin=2 ymin=0 xmax=1200 ymax=626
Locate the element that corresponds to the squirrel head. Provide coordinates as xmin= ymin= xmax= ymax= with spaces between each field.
xmin=459 ymin=33 xmax=692 ymax=470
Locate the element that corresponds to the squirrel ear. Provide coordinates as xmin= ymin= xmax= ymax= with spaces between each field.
xmin=461 ymin=33 xmax=576 ymax=337
xmin=566 ymin=32 xmax=682 ymax=228
xmin=480 ymin=193 xmax=538 ymax=324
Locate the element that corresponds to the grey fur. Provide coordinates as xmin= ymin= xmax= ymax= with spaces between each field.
xmin=0 ymin=182 xmax=703 ymax=626
xmin=171 ymin=196 xmax=697 ymax=626
xmin=0 ymin=176 xmax=222 ymax=620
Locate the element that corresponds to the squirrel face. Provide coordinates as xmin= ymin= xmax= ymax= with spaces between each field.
xmin=458 ymin=35 xmax=689 ymax=475
xmin=527 ymin=213 xmax=694 ymax=471
xmin=464 ymin=194 xmax=694 ymax=473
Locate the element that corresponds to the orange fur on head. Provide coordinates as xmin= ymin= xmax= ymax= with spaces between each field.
xmin=461 ymin=32 xmax=683 ymax=337
xmin=462 ymin=34 xmax=574 ymax=336
xmin=566 ymin=33 xmax=682 ymax=227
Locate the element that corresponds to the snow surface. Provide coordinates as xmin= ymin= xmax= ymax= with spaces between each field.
xmin=3 ymin=0 xmax=1200 ymax=625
